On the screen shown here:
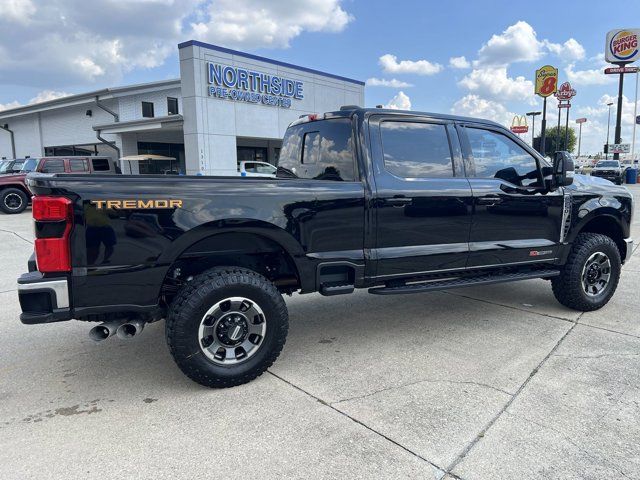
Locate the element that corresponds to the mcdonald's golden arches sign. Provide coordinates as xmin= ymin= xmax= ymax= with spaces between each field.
xmin=510 ymin=115 xmax=529 ymax=134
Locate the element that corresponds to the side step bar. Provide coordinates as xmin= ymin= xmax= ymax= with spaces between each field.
xmin=320 ymin=282 xmax=355 ymax=296
xmin=368 ymin=269 xmax=560 ymax=295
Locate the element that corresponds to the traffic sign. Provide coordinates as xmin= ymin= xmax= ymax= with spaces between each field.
xmin=607 ymin=143 xmax=631 ymax=154
xmin=604 ymin=66 xmax=639 ymax=74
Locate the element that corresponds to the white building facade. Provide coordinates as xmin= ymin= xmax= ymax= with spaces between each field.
xmin=0 ymin=41 xmax=364 ymax=176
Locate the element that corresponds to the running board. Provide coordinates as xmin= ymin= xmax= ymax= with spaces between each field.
xmin=368 ymin=269 xmax=560 ymax=295
xmin=320 ymin=282 xmax=355 ymax=296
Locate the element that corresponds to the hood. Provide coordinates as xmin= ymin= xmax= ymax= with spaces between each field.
xmin=568 ymin=174 xmax=631 ymax=197
xmin=0 ymin=172 xmax=26 ymax=183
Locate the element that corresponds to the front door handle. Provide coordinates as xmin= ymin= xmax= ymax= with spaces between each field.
xmin=386 ymin=196 xmax=413 ymax=207
xmin=477 ymin=196 xmax=503 ymax=206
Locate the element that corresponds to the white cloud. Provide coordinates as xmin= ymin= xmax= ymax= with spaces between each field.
xmin=0 ymin=0 xmax=354 ymax=88
xmin=458 ymin=67 xmax=534 ymax=103
xmin=190 ymin=0 xmax=353 ymax=49
xmin=0 ymin=0 xmax=36 ymax=23
xmin=0 ymin=100 xmax=21 ymax=112
xmin=449 ymin=56 xmax=471 ymax=69
xmin=451 ymin=94 xmax=515 ymax=127
xmin=545 ymin=38 xmax=586 ymax=62
xmin=365 ymin=78 xmax=413 ymax=88
xmin=0 ymin=90 xmax=70 ymax=112
xmin=384 ymin=91 xmax=412 ymax=110
xmin=565 ymin=63 xmax=614 ymax=86
xmin=476 ymin=21 xmax=544 ymax=66
xmin=379 ymin=54 xmax=443 ymax=76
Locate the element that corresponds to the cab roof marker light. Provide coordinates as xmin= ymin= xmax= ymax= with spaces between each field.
xmin=288 ymin=113 xmax=325 ymax=127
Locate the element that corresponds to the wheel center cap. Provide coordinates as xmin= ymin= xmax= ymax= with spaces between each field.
xmin=216 ymin=314 xmax=248 ymax=346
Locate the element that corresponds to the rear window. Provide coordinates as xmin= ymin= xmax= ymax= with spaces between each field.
xmin=41 ymin=159 xmax=65 ymax=173
xmin=277 ymin=118 xmax=356 ymax=181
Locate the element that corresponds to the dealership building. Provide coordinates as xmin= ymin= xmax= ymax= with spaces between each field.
xmin=0 ymin=41 xmax=365 ymax=175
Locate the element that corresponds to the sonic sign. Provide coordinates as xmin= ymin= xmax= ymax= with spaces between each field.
xmin=207 ymin=62 xmax=304 ymax=108
xmin=605 ymin=29 xmax=640 ymax=64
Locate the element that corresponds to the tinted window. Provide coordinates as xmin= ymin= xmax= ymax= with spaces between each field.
xmin=167 ymin=97 xmax=179 ymax=115
xmin=380 ymin=121 xmax=453 ymax=178
xmin=20 ymin=159 xmax=37 ymax=172
xmin=41 ymin=159 xmax=65 ymax=173
xmin=69 ymin=159 xmax=88 ymax=172
xmin=465 ymin=128 xmax=539 ymax=187
xmin=142 ymin=101 xmax=154 ymax=118
xmin=91 ymin=158 xmax=111 ymax=171
xmin=278 ymin=118 xmax=355 ymax=181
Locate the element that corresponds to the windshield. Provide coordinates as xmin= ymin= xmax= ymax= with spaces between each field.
xmin=596 ymin=161 xmax=619 ymax=168
xmin=19 ymin=159 xmax=37 ymax=172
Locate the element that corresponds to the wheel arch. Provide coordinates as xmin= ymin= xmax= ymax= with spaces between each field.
xmin=158 ymin=220 xmax=309 ymax=302
xmin=570 ymin=211 xmax=627 ymax=261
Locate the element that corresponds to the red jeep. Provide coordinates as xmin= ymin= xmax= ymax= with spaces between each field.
xmin=0 ymin=156 xmax=120 ymax=214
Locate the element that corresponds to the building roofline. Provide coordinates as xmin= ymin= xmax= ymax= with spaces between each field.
xmin=178 ymin=40 xmax=365 ymax=86
xmin=0 ymin=79 xmax=181 ymax=119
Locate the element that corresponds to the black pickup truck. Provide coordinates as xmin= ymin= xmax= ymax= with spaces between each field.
xmin=18 ymin=107 xmax=634 ymax=388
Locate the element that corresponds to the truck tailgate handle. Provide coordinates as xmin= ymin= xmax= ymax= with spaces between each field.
xmin=386 ymin=196 xmax=413 ymax=206
xmin=477 ymin=196 xmax=503 ymax=206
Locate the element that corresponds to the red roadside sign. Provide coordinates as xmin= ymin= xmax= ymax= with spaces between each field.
xmin=558 ymin=103 xmax=571 ymax=108
xmin=604 ymin=66 xmax=639 ymax=74
xmin=576 ymin=118 xmax=587 ymax=124
xmin=510 ymin=126 xmax=529 ymax=134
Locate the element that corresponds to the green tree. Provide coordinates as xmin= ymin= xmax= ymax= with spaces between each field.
xmin=535 ymin=126 xmax=577 ymax=157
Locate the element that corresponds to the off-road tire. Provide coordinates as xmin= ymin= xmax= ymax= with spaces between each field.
xmin=0 ymin=188 xmax=29 ymax=214
xmin=552 ymin=233 xmax=621 ymax=311
xmin=166 ymin=267 xmax=288 ymax=388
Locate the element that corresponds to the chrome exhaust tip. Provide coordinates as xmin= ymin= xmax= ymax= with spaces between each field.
xmin=89 ymin=320 xmax=123 ymax=342
xmin=116 ymin=319 xmax=145 ymax=339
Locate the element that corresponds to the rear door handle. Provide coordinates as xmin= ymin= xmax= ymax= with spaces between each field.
xmin=386 ymin=196 xmax=413 ymax=206
xmin=477 ymin=196 xmax=503 ymax=206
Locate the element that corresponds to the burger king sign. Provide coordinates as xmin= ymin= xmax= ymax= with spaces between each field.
xmin=606 ymin=29 xmax=640 ymax=64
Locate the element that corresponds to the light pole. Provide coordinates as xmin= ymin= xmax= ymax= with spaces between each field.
xmin=576 ymin=118 xmax=587 ymax=158
xmin=606 ymin=102 xmax=614 ymax=159
xmin=526 ymin=111 xmax=541 ymax=148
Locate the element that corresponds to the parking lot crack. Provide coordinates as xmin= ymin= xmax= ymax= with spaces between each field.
xmin=444 ymin=320 xmax=578 ymax=476
xmin=268 ymin=370 xmax=448 ymax=474
xmin=331 ymin=378 xmax=513 ymax=406
xmin=0 ymin=228 xmax=33 ymax=246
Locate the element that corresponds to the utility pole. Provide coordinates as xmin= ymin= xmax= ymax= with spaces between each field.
xmin=526 ymin=111 xmax=541 ymax=148
xmin=606 ymin=101 xmax=614 ymax=160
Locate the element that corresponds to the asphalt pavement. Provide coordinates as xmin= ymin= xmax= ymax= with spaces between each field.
xmin=1 ymin=185 xmax=639 ymax=479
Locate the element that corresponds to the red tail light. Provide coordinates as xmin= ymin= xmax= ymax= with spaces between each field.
xmin=32 ymin=196 xmax=73 ymax=273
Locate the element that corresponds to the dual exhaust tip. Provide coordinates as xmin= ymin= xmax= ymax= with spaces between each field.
xmin=89 ymin=319 xmax=145 ymax=342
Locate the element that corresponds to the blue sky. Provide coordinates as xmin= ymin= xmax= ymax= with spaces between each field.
xmin=1 ymin=0 xmax=638 ymax=154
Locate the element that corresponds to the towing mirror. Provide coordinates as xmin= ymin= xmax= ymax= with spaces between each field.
xmin=553 ymin=151 xmax=574 ymax=187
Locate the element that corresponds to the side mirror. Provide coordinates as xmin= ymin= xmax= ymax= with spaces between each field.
xmin=553 ymin=151 xmax=574 ymax=187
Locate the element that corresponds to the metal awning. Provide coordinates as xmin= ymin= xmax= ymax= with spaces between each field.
xmin=93 ymin=115 xmax=183 ymax=135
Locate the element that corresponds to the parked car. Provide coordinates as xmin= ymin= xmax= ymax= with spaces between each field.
xmin=239 ymin=160 xmax=277 ymax=177
xmin=0 ymin=156 xmax=119 ymax=214
xmin=590 ymin=160 xmax=625 ymax=185
xmin=18 ymin=107 xmax=633 ymax=388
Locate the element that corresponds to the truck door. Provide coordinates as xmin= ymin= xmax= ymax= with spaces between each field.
xmin=459 ymin=124 xmax=564 ymax=267
xmin=369 ymin=115 xmax=473 ymax=279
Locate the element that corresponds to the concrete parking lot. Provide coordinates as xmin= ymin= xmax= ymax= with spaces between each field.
xmin=1 ymin=186 xmax=639 ymax=480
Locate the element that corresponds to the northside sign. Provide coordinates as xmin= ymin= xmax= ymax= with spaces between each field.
xmin=207 ymin=62 xmax=304 ymax=109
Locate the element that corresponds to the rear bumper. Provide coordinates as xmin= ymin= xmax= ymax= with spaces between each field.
xmin=624 ymin=237 xmax=634 ymax=263
xmin=17 ymin=271 xmax=72 ymax=324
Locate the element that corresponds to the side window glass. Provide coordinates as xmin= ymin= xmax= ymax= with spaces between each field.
xmin=41 ymin=159 xmax=65 ymax=173
xmin=380 ymin=121 xmax=453 ymax=178
xmin=69 ymin=159 xmax=88 ymax=172
xmin=91 ymin=159 xmax=110 ymax=171
xmin=466 ymin=128 xmax=539 ymax=187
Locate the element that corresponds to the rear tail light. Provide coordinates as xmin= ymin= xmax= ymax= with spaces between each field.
xmin=32 ymin=196 xmax=73 ymax=273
